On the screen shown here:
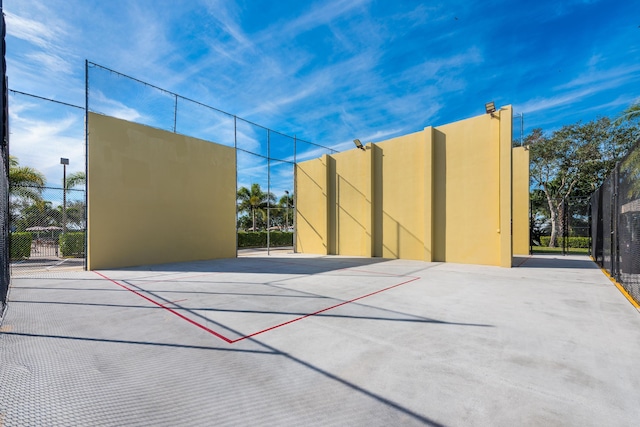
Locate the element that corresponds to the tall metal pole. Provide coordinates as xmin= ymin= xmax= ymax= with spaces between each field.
xmin=267 ymin=129 xmax=270 ymax=255
xmin=61 ymin=158 xmax=69 ymax=234
xmin=293 ymin=136 xmax=297 ymax=253
xmin=285 ymin=190 xmax=289 ymax=230
xmin=84 ymin=60 xmax=89 ymax=270
xmin=234 ymin=116 xmax=238 ymax=258
xmin=173 ymin=94 xmax=178 ymax=133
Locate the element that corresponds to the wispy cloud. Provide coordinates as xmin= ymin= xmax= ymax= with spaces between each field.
xmin=25 ymin=51 xmax=74 ymax=74
xmin=518 ymin=66 xmax=640 ymax=115
xmin=89 ymin=90 xmax=143 ymax=123
xmin=5 ymin=11 xmax=66 ymax=49
xmin=555 ymin=64 xmax=640 ymax=91
xmin=265 ymin=0 xmax=371 ymax=41
xmin=4 ymin=0 xmax=639 ymax=173
xmin=8 ymin=95 xmax=85 ymax=185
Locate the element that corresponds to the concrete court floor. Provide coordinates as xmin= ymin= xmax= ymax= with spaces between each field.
xmin=0 ymin=253 xmax=639 ymax=426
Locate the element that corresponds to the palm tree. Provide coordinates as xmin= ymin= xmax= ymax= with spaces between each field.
xmin=615 ymin=101 xmax=640 ymax=125
xmin=65 ymin=171 xmax=85 ymax=189
xmin=278 ymin=191 xmax=293 ymax=230
xmin=9 ymin=156 xmax=46 ymax=206
xmin=237 ymin=183 xmax=275 ymax=231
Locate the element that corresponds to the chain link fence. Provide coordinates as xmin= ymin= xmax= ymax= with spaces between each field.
xmin=7 ymin=90 xmax=85 ymax=276
xmin=1 ymin=0 xmax=9 ymax=316
xmin=87 ymin=61 xmax=337 ymax=252
xmin=513 ymin=112 xmax=524 ymax=147
xmin=10 ymin=185 xmax=85 ymax=271
xmin=591 ymin=139 xmax=640 ymax=305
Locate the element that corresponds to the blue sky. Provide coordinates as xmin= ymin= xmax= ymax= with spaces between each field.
xmin=4 ymin=0 xmax=640 ymax=194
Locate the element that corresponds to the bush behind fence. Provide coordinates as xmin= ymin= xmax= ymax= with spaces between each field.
xmin=238 ymin=231 xmax=293 ymax=248
xmin=539 ymin=236 xmax=590 ymax=248
xmin=10 ymin=232 xmax=32 ymax=260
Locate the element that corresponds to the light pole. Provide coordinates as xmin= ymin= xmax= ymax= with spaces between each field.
xmin=284 ymin=190 xmax=289 ymax=231
xmin=60 ymin=158 xmax=69 ymax=234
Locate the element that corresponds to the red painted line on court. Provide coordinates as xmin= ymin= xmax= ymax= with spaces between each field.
xmin=95 ymin=270 xmax=420 ymax=344
xmin=230 ymin=275 xmax=420 ymax=343
xmin=93 ymin=271 xmax=233 ymax=343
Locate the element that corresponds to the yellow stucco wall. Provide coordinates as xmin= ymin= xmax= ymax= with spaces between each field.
xmin=295 ymin=106 xmax=521 ymax=267
xmin=376 ymin=130 xmax=433 ymax=261
xmin=295 ymin=156 xmax=329 ymax=254
xmin=333 ymin=148 xmax=373 ymax=256
xmin=512 ymin=146 xmax=530 ymax=255
xmin=433 ymin=106 xmax=512 ymax=267
xmin=87 ymin=113 xmax=236 ymax=270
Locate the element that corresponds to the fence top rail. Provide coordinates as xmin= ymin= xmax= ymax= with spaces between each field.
xmin=88 ymin=61 xmax=338 ymax=155
xmin=9 ymin=89 xmax=83 ymax=110
xmin=9 ymin=184 xmax=85 ymax=192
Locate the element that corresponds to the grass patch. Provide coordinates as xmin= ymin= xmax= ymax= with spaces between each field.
xmin=531 ymin=246 xmax=589 ymax=255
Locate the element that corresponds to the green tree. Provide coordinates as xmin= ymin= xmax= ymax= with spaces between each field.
xmin=615 ymin=101 xmax=640 ymax=125
xmin=277 ymin=192 xmax=294 ymax=230
xmin=529 ymin=116 xmax=639 ymax=247
xmin=9 ymin=156 xmax=46 ymax=207
xmin=13 ymin=201 xmax=61 ymax=232
xmin=59 ymin=200 xmax=85 ymax=230
xmin=63 ymin=172 xmax=86 ymax=231
xmin=65 ymin=171 xmax=85 ymax=189
xmin=236 ymin=184 xmax=276 ymax=231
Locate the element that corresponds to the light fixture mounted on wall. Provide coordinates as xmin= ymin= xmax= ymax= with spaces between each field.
xmin=485 ymin=101 xmax=498 ymax=118
xmin=353 ymin=139 xmax=365 ymax=150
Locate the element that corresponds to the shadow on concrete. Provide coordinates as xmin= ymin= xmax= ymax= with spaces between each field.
xmin=11 ymin=298 xmax=493 ymax=329
xmin=514 ymin=255 xmax=598 ymax=269
xmin=10 ymin=257 xmax=85 ymax=276
xmin=117 ymin=279 xmax=450 ymax=427
xmin=1 ymin=331 xmax=278 ymax=355
xmin=116 ymin=255 xmax=392 ymax=276
xmin=5 ymin=264 xmax=451 ymax=426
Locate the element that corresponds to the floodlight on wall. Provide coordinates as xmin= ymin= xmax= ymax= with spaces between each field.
xmin=353 ymin=139 xmax=365 ymax=150
xmin=485 ymin=101 xmax=498 ymax=118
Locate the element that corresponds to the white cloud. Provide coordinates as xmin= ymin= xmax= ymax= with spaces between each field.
xmin=25 ymin=52 xmax=74 ymax=75
xmin=9 ymin=99 xmax=84 ymax=186
xmin=5 ymin=11 xmax=66 ymax=49
xmin=555 ymin=64 xmax=640 ymax=91
xmin=518 ymin=69 xmax=639 ymax=116
xmin=89 ymin=90 xmax=143 ymax=123
xmin=270 ymin=0 xmax=370 ymax=39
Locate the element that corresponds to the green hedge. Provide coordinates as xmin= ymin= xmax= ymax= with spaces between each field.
xmin=10 ymin=232 xmax=32 ymax=260
xmin=539 ymin=236 xmax=590 ymax=248
xmin=238 ymin=231 xmax=293 ymax=248
xmin=59 ymin=232 xmax=85 ymax=257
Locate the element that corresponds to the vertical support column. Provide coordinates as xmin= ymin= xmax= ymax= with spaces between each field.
xmin=512 ymin=147 xmax=530 ymax=256
xmin=84 ymin=59 xmax=89 ymax=270
xmin=234 ymin=116 xmax=238 ymax=258
xmin=498 ymin=106 xmax=513 ymax=267
xmin=326 ymin=154 xmax=336 ymax=255
xmin=267 ymin=129 xmax=271 ymax=255
xmin=173 ymin=94 xmax=178 ymax=133
xmin=371 ymin=144 xmax=383 ymax=257
xmin=293 ymin=135 xmax=297 ymax=253
xmin=423 ymin=127 xmax=434 ymax=262
xmin=365 ymin=144 xmax=374 ymax=257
